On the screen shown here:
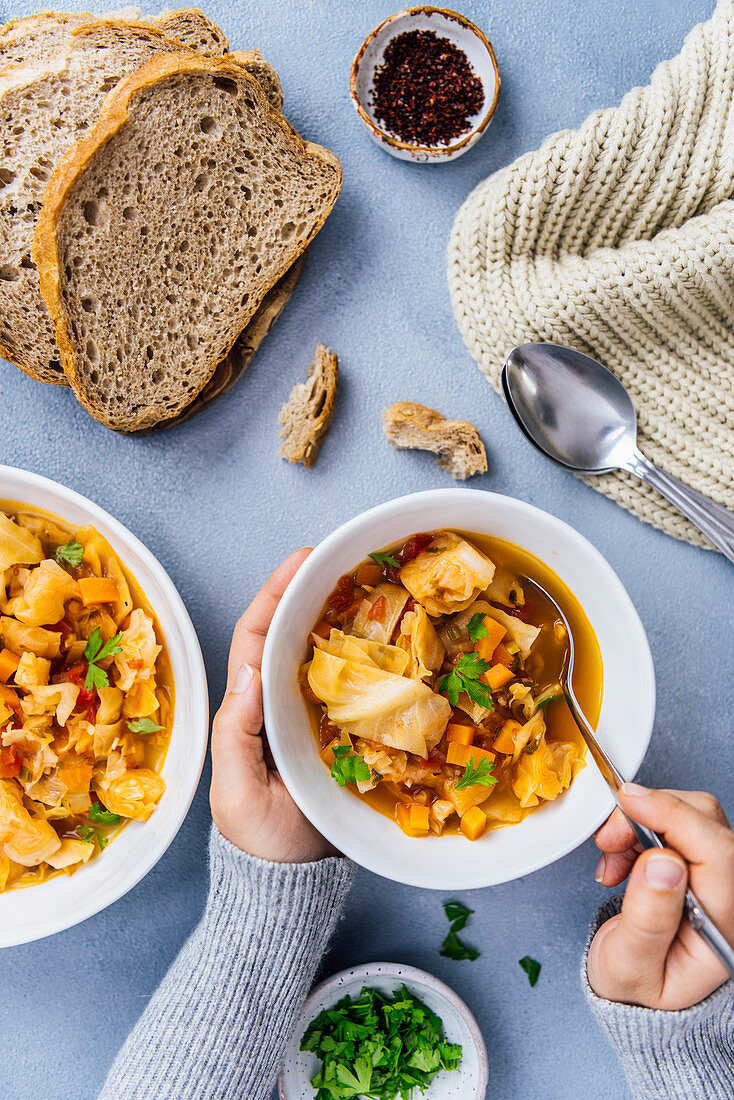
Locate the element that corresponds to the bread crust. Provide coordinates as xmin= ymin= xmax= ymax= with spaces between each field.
xmin=32 ymin=52 xmax=342 ymax=430
xmin=278 ymin=343 xmax=339 ymax=467
xmin=382 ymin=401 xmax=487 ymax=480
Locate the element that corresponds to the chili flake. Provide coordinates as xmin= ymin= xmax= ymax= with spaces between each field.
xmin=371 ymin=29 xmax=485 ymax=146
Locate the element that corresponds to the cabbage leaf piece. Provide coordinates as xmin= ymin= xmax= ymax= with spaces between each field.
xmin=351 ymin=583 xmax=409 ymax=645
xmin=6 ymin=559 xmax=79 ymax=627
xmin=512 ymin=737 xmax=584 ymax=807
xmin=0 ymin=616 xmax=61 ymax=659
xmin=312 ymin=628 xmax=409 ymax=675
xmin=307 ymin=648 xmax=450 ymax=757
xmin=483 ymin=567 xmax=525 ymax=609
xmin=397 ymin=606 xmax=444 ymax=681
xmin=77 ymin=526 xmax=133 ymax=627
xmin=0 ymin=778 xmax=61 ymax=866
xmin=0 ymin=513 xmax=44 ymax=573
xmin=399 ymin=532 xmax=495 ymax=616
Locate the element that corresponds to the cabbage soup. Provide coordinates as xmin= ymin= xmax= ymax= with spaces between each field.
xmin=300 ymin=530 xmax=602 ymax=841
xmin=0 ymin=503 xmax=173 ymax=891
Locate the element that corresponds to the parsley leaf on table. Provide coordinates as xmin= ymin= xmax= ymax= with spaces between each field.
xmin=127 ymin=717 xmax=164 ymax=735
xmin=440 ymin=900 xmax=480 ymax=962
xmin=438 ymin=652 xmax=494 ymax=710
xmin=55 ymin=541 xmax=84 ymax=568
xmin=330 ymin=745 xmax=372 ymax=788
xmin=519 ymin=956 xmax=542 ymax=987
xmin=467 ymin=612 xmax=489 ymax=642
xmin=83 ymin=627 xmax=122 ymax=691
xmin=369 ymin=550 xmax=401 ymax=569
xmin=455 ymin=755 xmax=498 ymax=791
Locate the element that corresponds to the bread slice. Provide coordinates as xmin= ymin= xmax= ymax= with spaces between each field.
xmin=0 ymin=23 xmax=194 ymax=383
xmin=278 ymin=343 xmax=338 ymax=467
xmin=34 ymin=54 xmax=342 ymax=430
xmin=383 ymin=402 xmax=487 ymax=480
xmin=228 ymin=49 xmax=283 ymax=111
xmin=0 ymin=9 xmax=227 ymax=67
xmin=0 ymin=21 xmax=284 ymax=384
xmin=151 ymin=9 xmax=228 ymax=55
xmin=145 ymin=251 xmax=308 ymax=432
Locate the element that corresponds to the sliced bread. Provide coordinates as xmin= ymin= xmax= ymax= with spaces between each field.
xmin=382 ymin=402 xmax=487 ymax=480
xmin=0 ymin=21 xmax=283 ymax=384
xmin=146 ymin=251 xmax=308 ymax=432
xmin=278 ymin=343 xmax=338 ymax=467
xmin=151 ymin=9 xmax=228 ymax=55
xmin=0 ymin=9 xmax=227 ymax=68
xmin=0 ymin=23 xmax=193 ymax=383
xmin=34 ymin=54 xmax=342 ymax=430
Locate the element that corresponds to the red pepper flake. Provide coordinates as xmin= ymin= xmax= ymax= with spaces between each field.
xmin=371 ymin=30 xmax=485 ymax=147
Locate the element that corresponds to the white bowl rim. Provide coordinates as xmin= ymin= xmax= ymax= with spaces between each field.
xmin=278 ymin=960 xmax=489 ymax=1099
xmin=262 ymin=488 xmax=655 ymax=890
xmin=0 ymin=464 xmax=208 ymax=946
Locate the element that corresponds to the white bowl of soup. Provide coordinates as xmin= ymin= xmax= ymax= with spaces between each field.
xmin=262 ymin=489 xmax=655 ymax=890
xmin=0 ymin=465 xmax=208 ymax=946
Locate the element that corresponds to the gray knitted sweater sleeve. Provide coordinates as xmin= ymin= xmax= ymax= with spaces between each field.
xmin=98 ymin=826 xmax=355 ymax=1100
xmin=582 ymin=897 xmax=734 ymax=1099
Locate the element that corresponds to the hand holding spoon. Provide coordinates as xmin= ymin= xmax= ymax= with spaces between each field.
xmin=502 ymin=343 xmax=734 ymax=563
xmin=533 ymin=575 xmax=734 ymax=976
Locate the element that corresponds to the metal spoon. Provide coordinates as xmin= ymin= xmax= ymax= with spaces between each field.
xmin=532 ymin=575 xmax=734 ymax=976
xmin=502 ymin=343 xmax=734 ymax=563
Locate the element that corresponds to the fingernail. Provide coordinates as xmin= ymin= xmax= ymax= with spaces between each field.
xmin=645 ymin=854 xmax=685 ymax=891
xmin=232 ymin=663 xmax=254 ymax=694
xmin=621 ymin=782 xmax=651 ymax=797
xmin=595 ymin=854 xmax=606 ymax=884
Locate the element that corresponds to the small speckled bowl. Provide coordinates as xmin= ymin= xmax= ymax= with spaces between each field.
xmin=279 ymin=962 xmax=488 ymax=1098
xmin=350 ymin=7 xmax=500 ymax=163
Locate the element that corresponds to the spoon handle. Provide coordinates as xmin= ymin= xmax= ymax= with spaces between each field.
xmin=626 ymin=450 xmax=734 ymax=564
xmin=564 ymin=684 xmax=734 ymax=977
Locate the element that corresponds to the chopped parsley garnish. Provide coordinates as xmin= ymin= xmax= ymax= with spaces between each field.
xmin=369 ymin=550 xmax=400 ymax=569
xmin=455 ymin=755 xmax=497 ymax=791
xmin=519 ymin=956 xmax=541 ymax=987
xmin=127 ymin=717 xmax=163 ymax=735
xmin=467 ymin=612 xmax=489 ymax=642
xmin=300 ymin=984 xmax=462 ymax=1098
xmin=83 ymin=627 xmax=122 ymax=691
xmin=77 ymin=824 xmax=96 ymax=844
xmin=87 ymin=802 xmax=121 ymax=825
xmin=438 ymin=652 xmax=494 ymax=710
xmin=330 ymin=745 xmax=372 ymax=788
xmin=55 ymin=541 xmax=84 ymax=568
xmin=440 ymin=901 xmax=480 ymax=962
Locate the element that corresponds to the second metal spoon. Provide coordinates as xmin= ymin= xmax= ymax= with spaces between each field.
xmin=502 ymin=343 xmax=734 ymax=563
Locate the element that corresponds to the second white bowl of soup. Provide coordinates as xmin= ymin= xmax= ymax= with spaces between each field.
xmin=262 ymin=489 xmax=655 ymax=889
xmin=0 ymin=466 xmax=208 ymax=945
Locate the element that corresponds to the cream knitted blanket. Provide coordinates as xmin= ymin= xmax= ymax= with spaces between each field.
xmin=449 ymin=0 xmax=734 ymax=548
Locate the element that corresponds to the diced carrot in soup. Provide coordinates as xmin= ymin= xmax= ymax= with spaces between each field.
xmin=484 ymin=664 xmax=514 ymax=691
xmin=492 ymin=718 xmax=523 ymax=755
xmin=446 ymin=723 xmax=475 ymax=746
xmin=492 ymin=642 xmax=514 ymax=668
xmin=354 ymin=561 xmax=382 ymax=587
xmin=446 ymin=742 xmax=495 ymax=768
xmin=396 ymin=802 xmax=430 ymax=837
xmin=475 ymin=618 xmax=506 ymax=660
xmin=78 ymin=577 xmax=119 ymax=606
xmin=0 ymin=649 xmax=19 ymax=682
xmin=460 ymin=806 xmax=488 ymax=841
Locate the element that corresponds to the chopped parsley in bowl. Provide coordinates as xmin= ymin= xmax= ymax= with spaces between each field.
xmin=279 ymin=961 xmax=488 ymax=1099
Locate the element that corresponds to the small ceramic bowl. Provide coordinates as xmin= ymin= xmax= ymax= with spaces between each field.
xmin=350 ymin=6 xmax=500 ymax=163
xmin=279 ymin=962 xmax=489 ymax=1098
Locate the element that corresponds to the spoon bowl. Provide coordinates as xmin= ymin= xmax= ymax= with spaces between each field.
xmin=502 ymin=342 xmax=734 ymax=562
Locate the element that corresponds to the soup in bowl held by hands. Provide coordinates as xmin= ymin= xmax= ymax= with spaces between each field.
xmin=262 ymin=490 xmax=655 ymax=890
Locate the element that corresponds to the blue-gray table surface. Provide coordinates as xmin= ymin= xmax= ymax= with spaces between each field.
xmin=1 ymin=1 xmax=730 ymax=1097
